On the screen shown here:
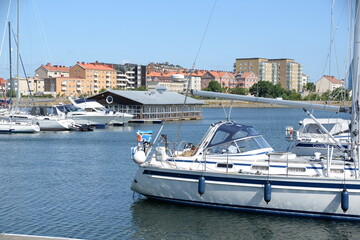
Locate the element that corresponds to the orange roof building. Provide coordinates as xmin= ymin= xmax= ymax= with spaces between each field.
xmin=35 ymin=63 xmax=70 ymax=79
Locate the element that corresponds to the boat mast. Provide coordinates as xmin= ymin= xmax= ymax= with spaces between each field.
xmin=8 ymin=21 xmax=13 ymax=103
xmin=351 ymin=0 xmax=360 ymax=176
xmin=16 ymin=0 xmax=20 ymax=101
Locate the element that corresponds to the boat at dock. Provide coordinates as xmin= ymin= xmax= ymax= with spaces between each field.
xmin=287 ymin=117 xmax=350 ymax=157
xmin=68 ymin=97 xmax=134 ymax=125
xmin=130 ymin=0 xmax=360 ymax=220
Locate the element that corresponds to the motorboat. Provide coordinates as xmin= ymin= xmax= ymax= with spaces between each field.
xmin=55 ymin=104 xmax=117 ymax=126
xmin=287 ymin=118 xmax=350 ymax=157
xmin=1 ymin=107 xmax=78 ymax=131
xmin=69 ymin=97 xmax=134 ymax=125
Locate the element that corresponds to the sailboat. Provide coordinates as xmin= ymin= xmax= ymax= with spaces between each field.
xmin=130 ymin=1 xmax=360 ymax=220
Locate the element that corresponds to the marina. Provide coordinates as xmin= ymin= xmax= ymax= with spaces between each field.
xmin=0 ymin=108 xmax=357 ymax=239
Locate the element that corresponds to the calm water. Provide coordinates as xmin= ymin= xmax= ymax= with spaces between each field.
xmin=0 ymin=108 xmax=358 ymax=240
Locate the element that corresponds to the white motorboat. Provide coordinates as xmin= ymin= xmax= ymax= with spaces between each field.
xmin=55 ymin=104 xmax=116 ymax=126
xmin=287 ymin=118 xmax=350 ymax=157
xmin=0 ymin=117 xmax=40 ymax=133
xmin=68 ymin=97 xmax=134 ymax=125
xmin=1 ymin=107 xmax=77 ymax=131
xmin=130 ymin=0 xmax=360 ymax=220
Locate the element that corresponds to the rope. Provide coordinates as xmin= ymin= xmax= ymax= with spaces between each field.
xmin=173 ymin=0 xmax=217 ymax=149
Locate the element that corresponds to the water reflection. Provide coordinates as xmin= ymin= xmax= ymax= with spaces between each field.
xmin=130 ymin=198 xmax=360 ymax=240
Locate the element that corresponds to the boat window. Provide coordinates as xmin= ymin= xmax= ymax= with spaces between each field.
xmin=210 ymin=131 xmax=231 ymax=146
xmin=209 ymin=142 xmax=240 ymax=154
xmin=207 ymin=123 xmax=260 ymax=148
xmin=304 ymin=124 xmax=322 ymax=134
xmin=236 ymin=136 xmax=271 ymax=152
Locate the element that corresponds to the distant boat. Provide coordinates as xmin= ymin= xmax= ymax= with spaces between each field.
xmin=68 ymin=97 xmax=134 ymax=125
xmin=0 ymin=117 xmax=40 ymax=133
xmin=287 ymin=118 xmax=350 ymax=157
xmin=55 ymin=104 xmax=116 ymax=126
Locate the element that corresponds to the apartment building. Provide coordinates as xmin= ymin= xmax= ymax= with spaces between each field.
xmin=106 ymin=63 xmax=147 ymax=90
xmin=201 ymin=71 xmax=236 ymax=89
xmin=234 ymin=58 xmax=302 ymax=91
xmin=6 ymin=76 xmax=44 ymax=96
xmin=44 ymin=62 xmax=117 ymax=96
xmin=235 ymin=72 xmax=259 ymax=89
xmin=35 ymin=63 xmax=70 ymax=79
xmin=147 ymin=72 xmax=201 ymax=93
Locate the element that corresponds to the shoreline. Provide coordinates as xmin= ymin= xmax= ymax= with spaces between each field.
xmin=202 ymin=100 xmax=351 ymax=108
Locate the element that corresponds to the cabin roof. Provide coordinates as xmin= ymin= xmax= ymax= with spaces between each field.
xmin=90 ymin=89 xmax=204 ymax=105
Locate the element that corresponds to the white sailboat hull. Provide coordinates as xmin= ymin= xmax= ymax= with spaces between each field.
xmin=0 ymin=122 xmax=40 ymax=133
xmin=37 ymin=118 xmax=76 ymax=131
xmin=132 ymin=166 xmax=360 ymax=220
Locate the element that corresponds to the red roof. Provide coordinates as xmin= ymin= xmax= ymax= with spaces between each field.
xmin=323 ymin=75 xmax=343 ymax=84
xmin=0 ymin=78 xmax=7 ymax=84
xmin=42 ymin=63 xmax=70 ymax=72
xmin=76 ymin=62 xmax=115 ymax=71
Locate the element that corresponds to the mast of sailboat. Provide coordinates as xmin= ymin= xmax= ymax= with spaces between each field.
xmin=8 ymin=21 xmax=13 ymax=108
xmin=351 ymin=0 xmax=360 ymax=177
xmin=16 ymin=0 xmax=20 ymax=102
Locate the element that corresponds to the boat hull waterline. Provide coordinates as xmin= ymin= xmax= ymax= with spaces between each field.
xmin=132 ymin=166 xmax=360 ymax=220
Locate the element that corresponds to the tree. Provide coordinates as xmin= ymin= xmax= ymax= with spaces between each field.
xmin=205 ymin=80 xmax=222 ymax=92
xmin=329 ymin=87 xmax=350 ymax=101
xmin=99 ymin=88 xmax=107 ymax=93
xmin=229 ymin=87 xmax=248 ymax=95
xmin=304 ymin=82 xmax=316 ymax=92
xmin=249 ymin=81 xmax=274 ymax=97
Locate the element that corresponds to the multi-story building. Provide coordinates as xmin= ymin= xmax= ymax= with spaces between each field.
xmin=106 ymin=63 xmax=147 ymax=90
xmin=44 ymin=62 xmax=117 ymax=96
xmin=315 ymin=75 xmax=344 ymax=93
xmin=147 ymin=72 xmax=201 ymax=93
xmin=200 ymin=71 xmax=236 ymax=89
xmin=235 ymin=72 xmax=259 ymax=89
xmin=35 ymin=63 xmax=70 ymax=79
xmin=301 ymin=73 xmax=310 ymax=91
xmin=234 ymin=57 xmax=302 ymax=91
xmin=6 ymin=76 xmax=44 ymax=96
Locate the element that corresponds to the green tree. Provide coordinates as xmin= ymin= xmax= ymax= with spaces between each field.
xmin=229 ymin=87 xmax=248 ymax=95
xmin=6 ymin=90 xmax=16 ymax=98
xmin=205 ymin=80 xmax=222 ymax=92
xmin=328 ymin=87 xmax=350 ymax=101
xmin=304 ymin=82 xmax=316 ymax=92
xmin=99 ymin=88 xmax=107 ymax=93
xmin=249 ymin=81 xmax=274 ymax=97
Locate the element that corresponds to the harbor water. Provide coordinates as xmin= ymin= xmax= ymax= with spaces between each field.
xmin=0 ymin=107 xmax=359 ymax=240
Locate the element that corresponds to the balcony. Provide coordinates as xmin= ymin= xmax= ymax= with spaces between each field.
xmin=61 ymin=87 xmax=66 ymax=91
xmin=61 ymin=81 xmax=66 ymax=86
xmin=94 ymin=78 xmax=98 ymax=82
xmin=117 ymin=83 xmax=127 ymax=87
xmin=77 ymin=87 xmax=82 ymax=91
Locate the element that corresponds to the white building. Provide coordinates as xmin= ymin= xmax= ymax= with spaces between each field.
xmin=315 ymin=75 xmax=344 ymax=93
xmin=6 ymin=77 xmax=44 ymax=96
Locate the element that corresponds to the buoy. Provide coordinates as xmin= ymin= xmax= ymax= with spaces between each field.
xmin=133 ymin=150 xmax=146 ymax=165
xmin=264 ymin=181 xmax=271 ymax=204
xmin=198 ymin=176 xmax=205 ymax=195
xmin=341 ymin=189 xmax=349 ymax=212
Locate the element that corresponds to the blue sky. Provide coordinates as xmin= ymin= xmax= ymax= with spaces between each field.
xmin=0 ymin=0 xmax=351 ymax=83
